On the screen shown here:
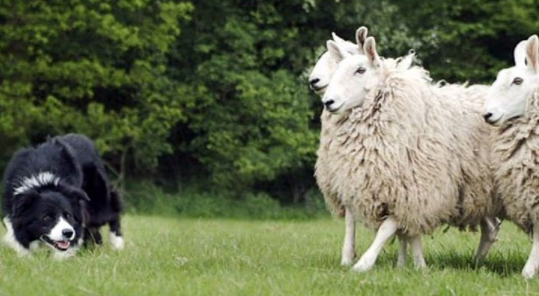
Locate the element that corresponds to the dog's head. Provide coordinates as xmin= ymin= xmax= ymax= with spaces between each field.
xmin=11 ymin=185 xmax=88 ymax=252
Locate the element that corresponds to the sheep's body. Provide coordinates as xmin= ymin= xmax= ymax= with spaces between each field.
xmin=315 ymin=108 xmax=345 ymax=217
xmin=316 ymin=59 xmax=497 ymax=237
xmin=483 ymin=35 xmax=539 ymax=278
xmin=491 ymin=89 xmax=539 ymax=234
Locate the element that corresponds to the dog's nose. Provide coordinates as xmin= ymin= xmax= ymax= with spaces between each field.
xmin=309 ymin=78 xmax=320 ymax=87
xmin=483 ymin=112 xmax=493 ymax=121
xmin=62 ymin=229 xmax=74 ymax=240
xmin=324 ymin=99 xmax=335 ymax=108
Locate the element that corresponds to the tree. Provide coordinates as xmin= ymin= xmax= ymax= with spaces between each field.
xmin=394 ymin=0 xmax=539 ymax=83
xmin=0 ymin=0 xmax=193 ymax=181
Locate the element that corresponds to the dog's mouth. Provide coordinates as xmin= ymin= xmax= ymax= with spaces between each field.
xmin=40 ymin=235 xmax=71 ymax=251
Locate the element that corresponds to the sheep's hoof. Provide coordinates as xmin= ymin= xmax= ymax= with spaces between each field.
xmin=341 ymin=250 xmax=356 ymax=266
xmin=414 ymin=259 xmax=427 ymax=269
xmin=351 ymin=256 xmax=375 ymax=272
xmin=522 ymin=265 xmax=538 ymax=279
xmin=341 ymin=256 xmax=355 ymax=266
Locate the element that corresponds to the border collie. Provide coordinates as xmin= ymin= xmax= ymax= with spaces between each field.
xmin=2 ymin=134 xmax=124 ymax=258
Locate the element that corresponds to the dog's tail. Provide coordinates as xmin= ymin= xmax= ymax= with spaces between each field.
xmin=109 ymin=186 xmax=124 ymax=214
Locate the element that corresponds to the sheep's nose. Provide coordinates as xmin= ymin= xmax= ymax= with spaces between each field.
xmin=62 ymin=229 xmax=74 ymax=240
xmin=324 ymin=99 xmax=335 ymax=108
xmin=483 ymin=112 xmax=493 ymax=121
xmin=309 ymin=78 xmax=320 ymax=87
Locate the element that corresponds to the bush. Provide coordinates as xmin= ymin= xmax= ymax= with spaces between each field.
xmin=123 ymin=180 xmax=327 ymax=220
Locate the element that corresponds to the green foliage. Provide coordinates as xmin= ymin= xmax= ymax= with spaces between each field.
xmin=395 ymin=0 xmax=539 ymax=83
xmin=170 ymin=1 xmax=320 ymax=193
xmin=1 ymin=0 xmax=539 ymax=204
xmin=0 ymin=0 xmax=193 ymax=170
xmin=124 ymin=180 xmax=326 ymax=219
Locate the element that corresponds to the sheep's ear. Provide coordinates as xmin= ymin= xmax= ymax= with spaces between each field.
xmin=514 ymin=40 xmax=527 ymax=67
xmin=526 ymin=35 xmax=539 ymax=73
xmin=355 ymin=26 xmax=368 ymax=54
xmin=364 ymin=37 xmax=381 ymax=67
xmin=331 ymin=32 xmax=346 ymax=44
xmin=327 ymin=40 xmax=349 ymax=63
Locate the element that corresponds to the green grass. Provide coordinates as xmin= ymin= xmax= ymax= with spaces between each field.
xmin=0 ymin=216 xmax=538 ymax=296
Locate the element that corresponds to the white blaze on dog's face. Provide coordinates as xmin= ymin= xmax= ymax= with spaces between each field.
xmin=484 ymin=35 xmax=539 ymax=125
xmin=322 ymin=37 xmax=383 ymax=114
xmin=45 ymin=217 xmax=75 ymax=249
xmin=308 ymin=28 xmax=368 ymax=96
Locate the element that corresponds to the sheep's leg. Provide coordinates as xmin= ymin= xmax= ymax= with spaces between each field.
xmin=396 ymin=234 xmax=408 ymax=267
xmin=352 ymin=216 xmax=398 ymax=272
xmin=522 ymin=224 xmax=539 ymax=279
xmin=410 ymin=235 xmax=427 ymax=269
xmin=474 ymin=217 xmax=500 ymax=261
xmin=341 ymin=207 xmax=356 ymax=266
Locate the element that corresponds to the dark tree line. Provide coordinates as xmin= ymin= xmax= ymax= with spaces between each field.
xmin=0 ymin=0 xmax=537 ymax=203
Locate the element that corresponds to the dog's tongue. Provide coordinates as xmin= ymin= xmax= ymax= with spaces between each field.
xmin=56 ymin=241 xmax=70 ymax=250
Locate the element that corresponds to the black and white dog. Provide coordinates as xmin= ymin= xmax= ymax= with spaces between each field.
xmin=2 ymin=134 xmax=124 ymax=258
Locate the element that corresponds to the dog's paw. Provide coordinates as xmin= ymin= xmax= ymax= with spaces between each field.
xmin=110 ymin=233 xmax=125 ymax=250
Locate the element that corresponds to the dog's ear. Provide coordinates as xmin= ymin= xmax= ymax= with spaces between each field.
xmin=57 ymin=185 xmax=90 ymax=225
xmin=57 ymin=183 xmax=90 ymax=202
xmin=67 ymin=187 xmax=90 ymax=202
xmin=12 ymin=189 xmax=40 ymax=216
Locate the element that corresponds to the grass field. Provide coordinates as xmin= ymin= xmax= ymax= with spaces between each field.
xmin=0 ymin=216 xmax=538 ymax=296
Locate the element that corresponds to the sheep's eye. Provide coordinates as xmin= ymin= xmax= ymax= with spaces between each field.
xmin=512 ymin=77 xmax=523 ymax=85
xmin=355 ymin=67 xmax=366 ymax=74
xmin=43 ymin=215 xmax=53 ymax=222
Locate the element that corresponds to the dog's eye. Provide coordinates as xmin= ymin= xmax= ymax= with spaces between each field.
xmin=512 ymin=77 xmax=523 ymax=85
xmin=355 ymin=67 xmax=366 ymax=74
xmin=65 ymin=213 xmax=71 ymax=219
xmin=43 ymin=215 xmax=53 ymax=222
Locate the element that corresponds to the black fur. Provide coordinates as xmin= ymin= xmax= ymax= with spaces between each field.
xmin=1 ymin=134 xmax=123 ymax=253
xmin=57 ymin=134 xmax=124 ymax=245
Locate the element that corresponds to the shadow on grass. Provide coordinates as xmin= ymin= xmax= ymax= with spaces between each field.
xmin=309 ymin=249 xmax=526 ymax=277
xmin=426 ymin=250 xmax=526 ymax=277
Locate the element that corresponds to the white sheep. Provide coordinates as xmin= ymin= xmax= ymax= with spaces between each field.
xmin=483 ymin=34 xmax=539 ymax=278
xmin=309 ymin=27 xmax=373 ymax=266
xmin=317 ymin=36 xmax=499 ymax=271
xmin=309 ymin=27 xmax=368 ymax=95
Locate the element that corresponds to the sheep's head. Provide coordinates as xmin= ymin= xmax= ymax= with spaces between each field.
xmin=308 ymin=27 xmax=368 ymax=96
xmin=484 ymin=35 xmax=539 ymax=126
xmin=322 ymin=36 xmax=383 ymax=114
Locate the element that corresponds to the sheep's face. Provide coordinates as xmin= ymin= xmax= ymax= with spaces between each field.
xmin=309 ymin=52 xmax=338 ymax=95
xmin=484 ymin=66 xmax=539 ymax=126
xmin=309 ymin=40 xmax=359 ymax=96
xmin=322 ymin=37 xmax=382 ymax=114
xmin=485 ymin=35 xmax=539 ymax=126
